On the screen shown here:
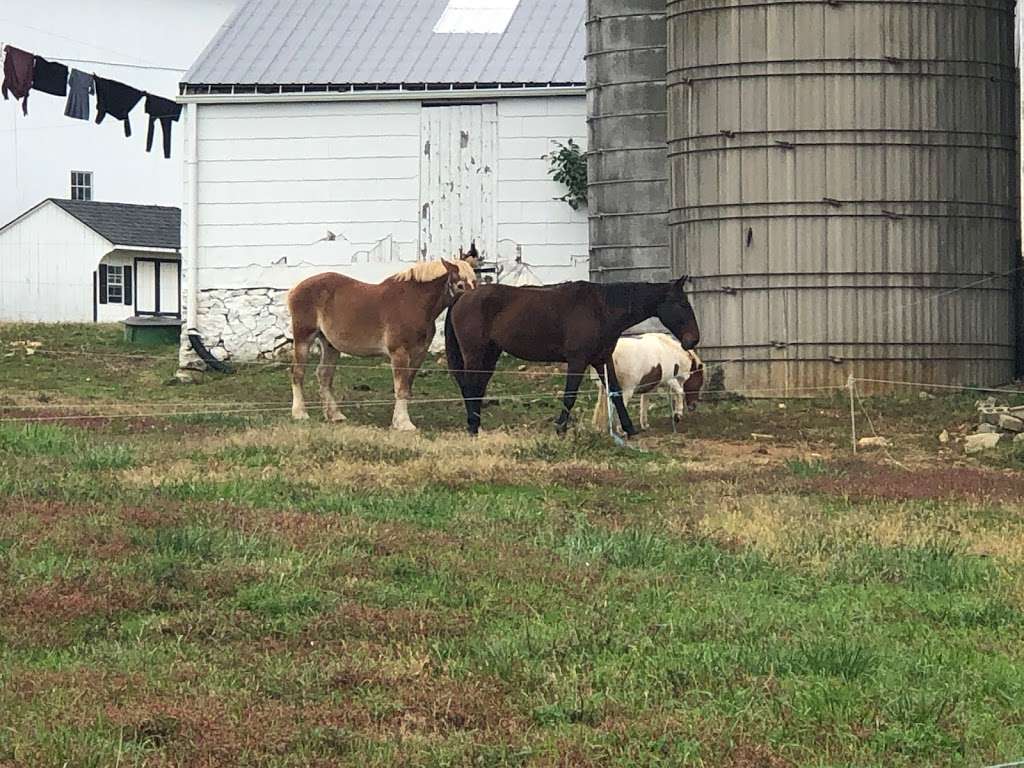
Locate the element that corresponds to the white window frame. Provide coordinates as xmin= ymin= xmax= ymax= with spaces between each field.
xmin=106 ymin=264 xmax=123 ymax=303
xmin=71 ymin=171 xmax=93 ymax=201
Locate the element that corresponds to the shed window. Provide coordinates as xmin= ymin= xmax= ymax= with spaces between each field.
xmin=433 ymin=0 xmax=520 ymax=34
xmin=71 ymin=171 xmax=92 ymax=201
xmin=106 ymin=265 xmax=123 ymax=303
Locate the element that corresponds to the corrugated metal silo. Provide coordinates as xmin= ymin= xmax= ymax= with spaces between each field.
xmin=587 ymin=0 xmax=671 ymax=283
xmin=667 ymin=0 xmax=1020 ymax=392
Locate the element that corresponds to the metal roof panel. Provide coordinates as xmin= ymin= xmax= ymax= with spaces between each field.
xmin=183 ymin=0 xmax=584 ymax=87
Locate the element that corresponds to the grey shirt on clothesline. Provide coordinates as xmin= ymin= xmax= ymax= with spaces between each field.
xmin=64 ymin=69 xmax=94 ymax=120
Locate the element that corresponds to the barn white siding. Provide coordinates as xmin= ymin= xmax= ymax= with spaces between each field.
xmin=0 ymin=202 xmax=108 ymax=322
xmin=497 ymin=97 xmax=590 ymax=283
xmin=194 ymin=100 xmax=423 ymax=285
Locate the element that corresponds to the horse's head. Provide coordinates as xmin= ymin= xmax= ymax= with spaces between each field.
xmin=441 ymin=258 xmax=477 ymax=303
xmin=656 ymin=275 xmax=700 ymax=350
xmin=683 ymin=353 xmax=704 ymax=413
xmin=459 ymin=241 xmax=481 ymax=270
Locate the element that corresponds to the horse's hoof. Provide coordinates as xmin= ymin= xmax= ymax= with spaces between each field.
xmin=393 ymin=422 xmax=418 ymax=432
xmin=326 ymin=412 xmax=347 ymax=423
xmin=292 ymin=411 xmax=310 ymax=421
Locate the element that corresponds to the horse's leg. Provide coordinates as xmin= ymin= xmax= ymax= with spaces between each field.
xmin=460 ymin=344 xmax=500 ymax=436
xmin=317 ymin=340 xmax=345 ymax=423
xmin=639 ymin=393 xmax=649 ymax=430
xmin=290 ymin=328 xmax=318 ymax=421
xmin=554 ymin=360 xmax=587 ymax=436
xmin=667 ymin=378 xmax=686 ymax=422
xmin=600 ymin=360 xmax=638 ymax=437
xmin=388 ymin=346 xmax=424 ymax=432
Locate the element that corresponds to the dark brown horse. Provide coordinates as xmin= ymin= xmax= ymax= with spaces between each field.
xmin=444 ymin=278 xmax=699 ymax=436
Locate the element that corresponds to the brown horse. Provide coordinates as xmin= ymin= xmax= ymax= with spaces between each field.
xmin=288 ymin=256 xmax=477 ymax=430
xmin=445 ymin=278 xmax=700 ymax=436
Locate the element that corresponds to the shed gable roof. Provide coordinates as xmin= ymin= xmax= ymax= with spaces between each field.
xmin=182 ymin=0 xmax=584 ymax=90
xmin=50 ymin=200 xmax=181 ymax=251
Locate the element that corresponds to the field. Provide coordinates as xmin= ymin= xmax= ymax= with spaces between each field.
xmin=1 ymin=324 xmax=1023 ymax=768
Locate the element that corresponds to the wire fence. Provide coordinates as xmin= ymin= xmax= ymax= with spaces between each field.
xmin=2 ymin=351 xmax=1022 ymax=463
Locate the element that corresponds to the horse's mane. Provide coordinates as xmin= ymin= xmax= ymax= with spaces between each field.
xmin=391 ymin=259 xmax=475 ymax=283
xmin=687 ymin=348 xmax=703 ymax=372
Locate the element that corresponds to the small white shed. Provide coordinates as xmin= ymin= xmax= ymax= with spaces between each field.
xmin=176 ymin=0 xmax=588 ymax=366
xmin=0 ymin=199 xmax=181 ymax=323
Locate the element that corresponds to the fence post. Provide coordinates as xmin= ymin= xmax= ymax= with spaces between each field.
xmin=848 ymin=374 xmax=857 ymax=454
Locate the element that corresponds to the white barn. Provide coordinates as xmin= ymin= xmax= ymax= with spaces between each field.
xmin=176 ymin=0 xmax=587 ymax=366
xmin=0 ymin=199 xmax=181 ymax=323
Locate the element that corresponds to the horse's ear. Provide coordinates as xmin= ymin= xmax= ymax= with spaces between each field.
xmin=441 ymin=258 xmax=458 ymax=273
xmin=674 ymin=274 xmax=690 ymax=291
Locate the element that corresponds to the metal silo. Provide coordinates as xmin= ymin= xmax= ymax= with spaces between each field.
xmin=667 ymin=0 xmax=1020 ymax=393
xmin=587 ymin=0 xmax=671 ymax=283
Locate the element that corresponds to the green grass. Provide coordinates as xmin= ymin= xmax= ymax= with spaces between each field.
xmin=1 ymin=323 xmax=1023 ymax=766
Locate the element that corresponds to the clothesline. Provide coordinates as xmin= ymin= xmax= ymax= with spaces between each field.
xmin=1 ymin=41 xmax=182 ymax=158
xmin=0 ymin=18 xmax=191 ymax=71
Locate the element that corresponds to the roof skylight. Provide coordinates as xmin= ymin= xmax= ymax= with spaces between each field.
xmin=433 ymin=0 xmax=521 ymax=34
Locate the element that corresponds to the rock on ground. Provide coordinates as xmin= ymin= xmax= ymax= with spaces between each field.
xmin=997 ymin=414 xmax=1024 ymax=433
xmin=965 ymin=432 xmax=1004 ymax=454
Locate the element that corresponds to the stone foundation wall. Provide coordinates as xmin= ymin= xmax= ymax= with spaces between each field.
xmin=178 ymin=287 xmax=293 ymax=370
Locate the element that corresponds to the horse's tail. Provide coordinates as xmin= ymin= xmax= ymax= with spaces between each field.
xmin=444 ymin=303 xmax=466 ymax=388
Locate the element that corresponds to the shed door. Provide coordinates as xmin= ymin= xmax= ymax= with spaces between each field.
xmin=159 ymin=262 xmax=180 ymax=315
xmin=419 ymin=103 xmax=497 ymax=262
xmin=136 ymin=261 xmax=157 ymax=314
xmin=134 ymin=258 xmax=181 ymax=317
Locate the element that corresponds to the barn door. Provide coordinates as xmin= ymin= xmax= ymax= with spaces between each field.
xmin=419 ymin=103 xmax=497 ymax=263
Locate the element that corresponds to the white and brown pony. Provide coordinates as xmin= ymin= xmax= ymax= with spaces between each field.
xmin=592 ymin=333 xmax=704 ymax=431
xmin=287 ymin=255 xmax=477 ymax=430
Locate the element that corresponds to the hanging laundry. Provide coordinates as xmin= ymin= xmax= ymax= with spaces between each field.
xmin=94 ymin=76 xmax=144 ymax=137
xmin=2 ymin=45 xmax=35 ymax=115
xmin=64 ymin=69 xmax=94 ymax=120
xmin=32 ymin=56 xmax=68 ymax=97
xmin=144 ymin=94 xmax=183 ymax=159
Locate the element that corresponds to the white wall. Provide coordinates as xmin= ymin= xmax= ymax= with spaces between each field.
xmin=0 ymin=0 xmax=236 ymax=226
xmin=95 ymin=251 xmax=137 ymax=323
xmin=193 ymin=99 xmax=424 ymax=289
xmin=497 ymin=97 xmax=590 ymax=283
xmin=0 ymin=202 xmax=108 ymax=321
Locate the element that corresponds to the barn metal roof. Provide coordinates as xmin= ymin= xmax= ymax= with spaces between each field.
xmin=181 ymin=0 xmax=585 ymax=91
xmin=50 ymin=200 xmax=181 ymax=251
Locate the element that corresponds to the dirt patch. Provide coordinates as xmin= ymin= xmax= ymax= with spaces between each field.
xmin=303 ymin=602 xmax=470 ymax=644
xmin=811 ymin=462 xmax=1024 ymax=503
xmin=547 ymin=463 xmax=633 ymax=489
xmin=0 ymin=408 xmax=212 ymax=436
xmin=119 ymin=504 xmax=187 ymax=528
xmin=1 ymin=576 xmax=155 ymax=646
xmin=727 ymin=743 xmax=793 ymax=768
